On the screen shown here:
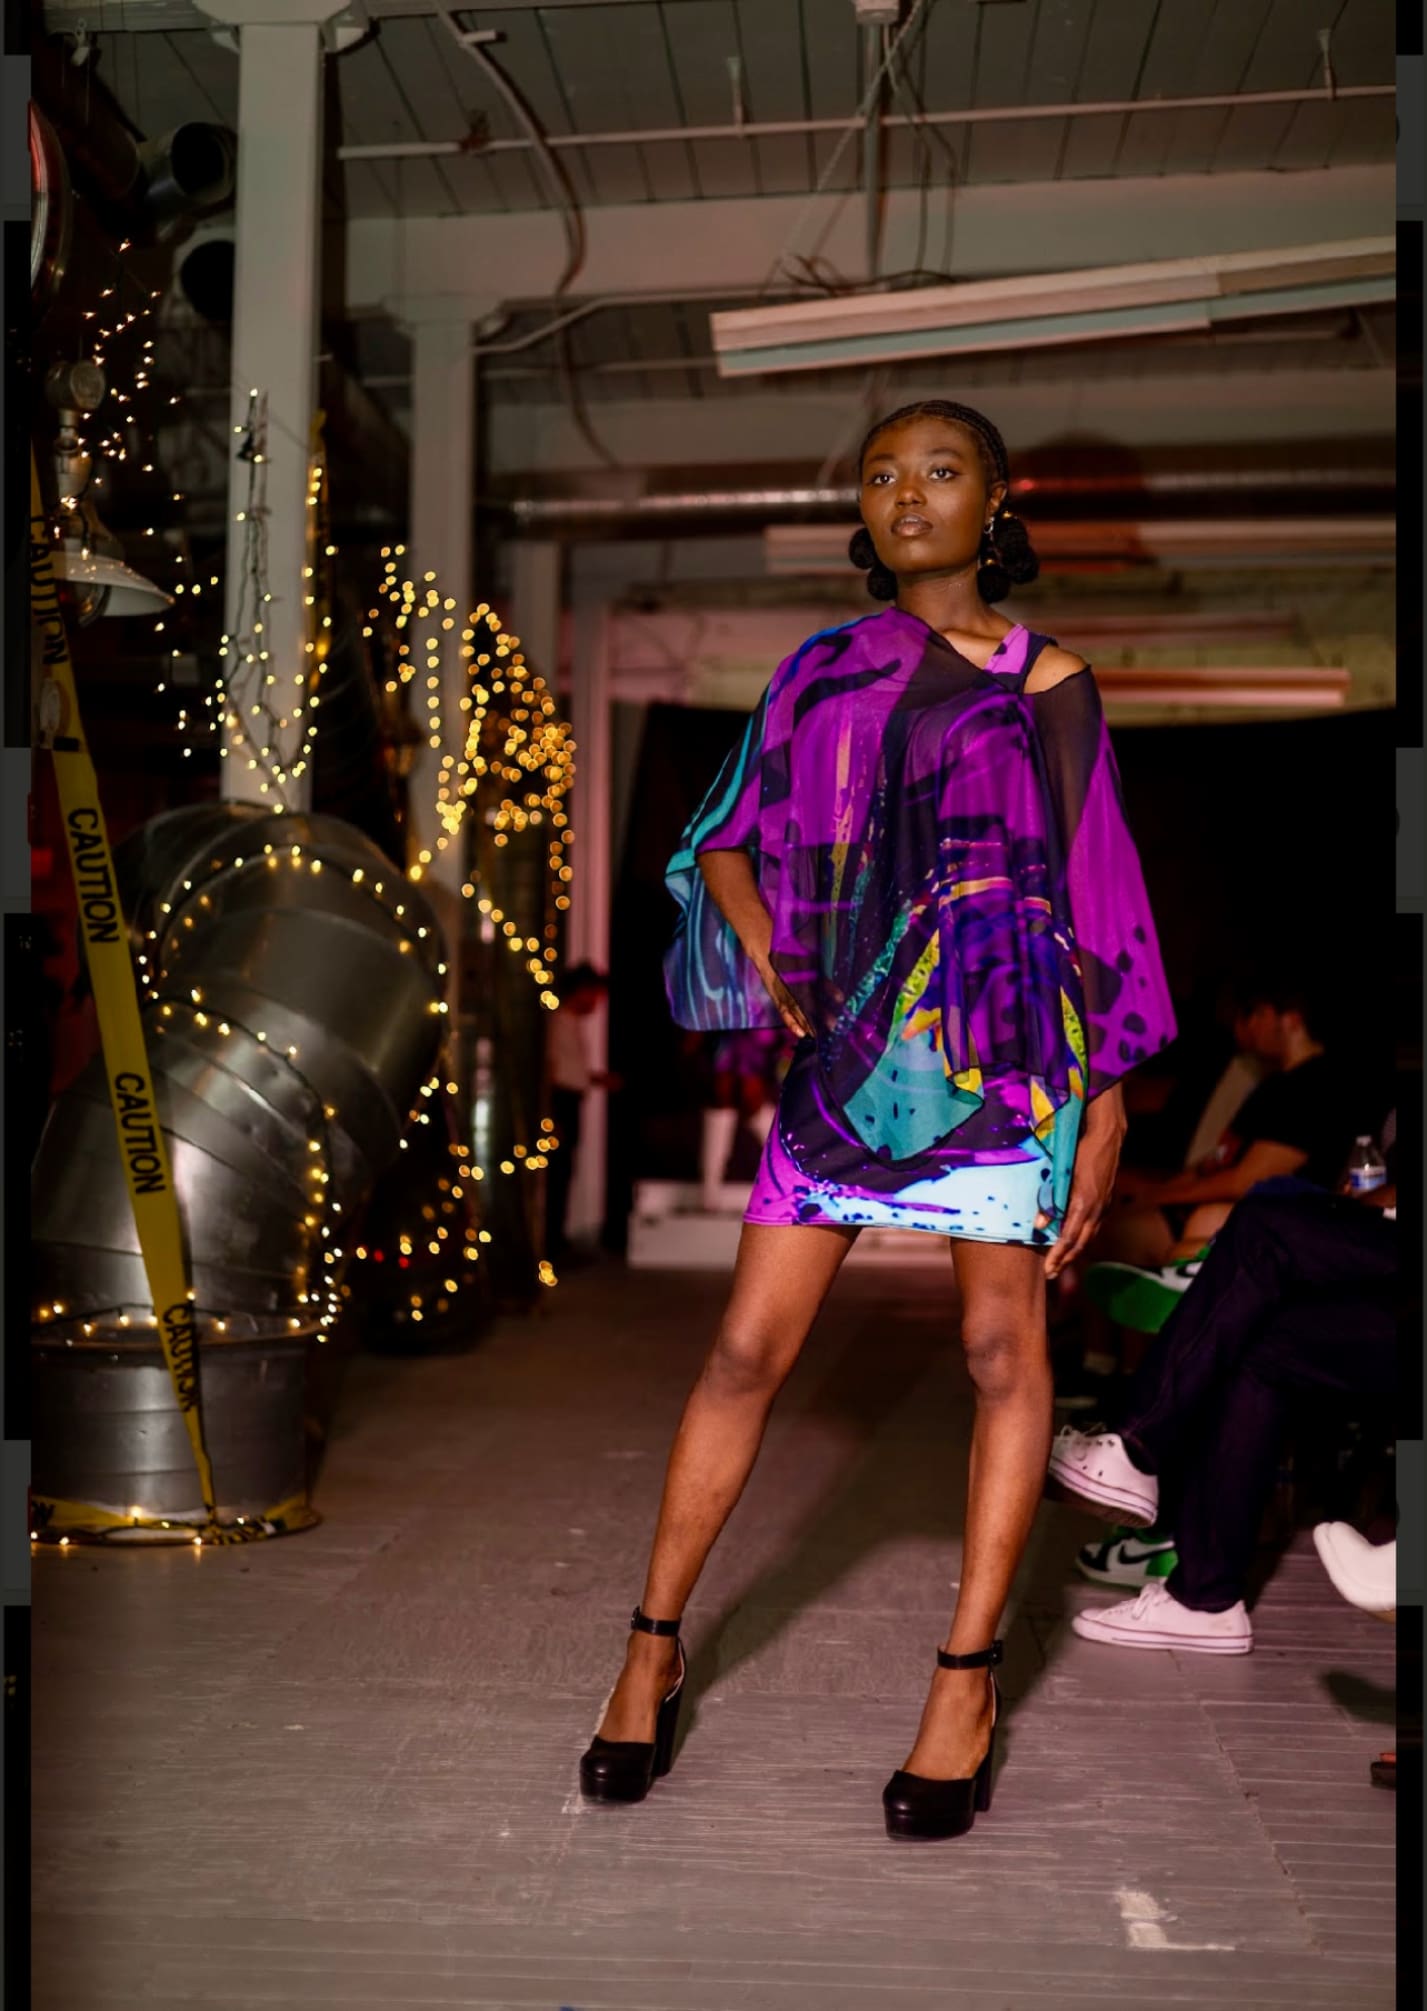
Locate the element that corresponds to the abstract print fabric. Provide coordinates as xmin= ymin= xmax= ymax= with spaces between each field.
xmin=663 ymin=605 xmax=1176 ymax=1246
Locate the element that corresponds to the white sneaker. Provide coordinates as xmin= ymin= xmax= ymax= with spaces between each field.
xmin=1075 ymin=1523 xmax=1179 ymax=1588
xmin=1312 ymin=1524 xmax=1396 ymax=1617
xmin=1046 ymin=1427 xmax=1159 ymax=1528
xmin=1071 ymin=1581 xmax=1253 ymax=1654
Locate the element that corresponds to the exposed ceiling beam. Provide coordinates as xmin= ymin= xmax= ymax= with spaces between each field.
xmin=337 ymin=84 xmax=1394 ymax=163
xmin=348 ymin=164 xmax=1393 ymax=316
xmin=477 ymin=367 xmax=1393 ymax=479
xmin=42 ymin=0 xmax=744 ymax=26
xmin=43 ymin=1 xmax=209 ymax=27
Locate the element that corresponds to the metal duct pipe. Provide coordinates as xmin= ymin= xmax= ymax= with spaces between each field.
xmin=31 ymin=804 xmax=449 ymax=1522
xmin=34 ymin=40 xmax=235 ymax=241
xmin=136 ymin=124 xmax=237 ymax=229
xmin=29 ymin=103 xmax=73 ymax=322
xmin=508 ymin=462 xmax=1395 ymax=530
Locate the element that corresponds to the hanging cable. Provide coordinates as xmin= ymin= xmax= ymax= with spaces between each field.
xmin=433 ymin=6 xmax=584 ymax=295
xmin=757 ymin=0 xmax=934 ymax=298
xmin=433 ymin=6 xmax=622 ymax=467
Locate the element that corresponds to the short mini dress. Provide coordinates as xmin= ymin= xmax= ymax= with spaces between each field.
xmin=662 ymin=605 xmax=1176 ymax=1248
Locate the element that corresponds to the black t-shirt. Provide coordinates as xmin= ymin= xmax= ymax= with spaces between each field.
xmin=1226 ymin=1053 xmax=1365 ymax=1189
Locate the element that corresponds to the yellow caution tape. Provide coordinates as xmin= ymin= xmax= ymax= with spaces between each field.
xmin=29 ymin=1492 xmax=319 ymax=1547
xmin=29 ymin=451 xmax=310 ymax=1544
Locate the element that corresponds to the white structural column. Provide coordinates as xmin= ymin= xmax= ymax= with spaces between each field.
xmin=508 ymin=541 xmax=561 ymax=693
xmin=566 ymin=590 xmax=613 ymax=1243
xmin=199 ymin=0 xmax=344 ymax=811
xmin=400 ymin=298 xmax=482 ymax=898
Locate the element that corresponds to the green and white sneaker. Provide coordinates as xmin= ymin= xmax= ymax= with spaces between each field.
xmin=1075 ymin=1522 xmax=1179 ymax=1588
xmin=1083 ymin=1246 xmax=1211 ymax=1334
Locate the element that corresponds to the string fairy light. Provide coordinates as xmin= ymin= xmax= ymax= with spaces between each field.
xmin=66 ymin=230 xmax=223 ymax=725
xmin=83 ymin=235 xmax=186 ymax=508
xmin=369 ymin=550 xmax=575 ymax=996
xmin=124 ymin=832 xmax=502 ymax=1335
xmin=212 ymin=398 xmax=332 ymax=802
xmin=353 ymin=554 xmax=579 ymax=1286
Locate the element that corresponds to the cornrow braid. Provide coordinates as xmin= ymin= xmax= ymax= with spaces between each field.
xmin=848 ymin=399 xmax=1040 ymax=607
xmin=857 ymin=399 xmax=1010 ymax=492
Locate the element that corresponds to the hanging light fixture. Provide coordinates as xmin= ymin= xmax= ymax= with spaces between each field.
xmin=710 ymin=238 xmax=1396 ymax=377
xmin=45 ymin=359 xmax=172 ymax=624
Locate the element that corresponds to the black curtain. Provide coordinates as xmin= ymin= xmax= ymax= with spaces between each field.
xmin=607 ymin=702 xmax=1399 ymax=1241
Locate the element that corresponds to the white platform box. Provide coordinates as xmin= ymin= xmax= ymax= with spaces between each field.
xmin=627 ymin=1181 xmax=950 ymax=1271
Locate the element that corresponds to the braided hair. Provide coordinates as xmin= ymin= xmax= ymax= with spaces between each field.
xmin=847 ymin=399 xmax=1039 ymax=607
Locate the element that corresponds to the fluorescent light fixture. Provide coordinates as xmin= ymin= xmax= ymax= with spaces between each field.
xmin=712 ymin=238 xmax=1395 ymax=377
xmin=53 ymin=544 xmax=173 ymax=619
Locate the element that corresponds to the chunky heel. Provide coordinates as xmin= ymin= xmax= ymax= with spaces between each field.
xmin=881 ymin=1641 xmax=1002 ymax=1841
xmin=579 ymin=1605 xmax=687 ymax=1804
xmin=974 ymin=1731 xmax=996 ymax=1812
xmin=650 ymin=1678 xmax=682 ymax=1778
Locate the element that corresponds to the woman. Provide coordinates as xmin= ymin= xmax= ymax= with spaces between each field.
xmin=578 ymin=399 xmax=1176 ymax=1840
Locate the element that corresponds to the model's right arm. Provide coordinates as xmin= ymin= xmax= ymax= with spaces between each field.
xmin=697 ymin=849 xmax=812 ymax=1038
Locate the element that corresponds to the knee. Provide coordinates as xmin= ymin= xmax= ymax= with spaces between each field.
xmin=1218 ymin=1192 xmax=1296 ymax=1261
xmin=959 ymin=1310 xmax=1043 ymax=1404
xmin=703 ymin=1324 xmax=791 ymax=1399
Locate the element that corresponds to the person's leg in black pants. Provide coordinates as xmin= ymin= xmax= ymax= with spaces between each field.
xmin=1117 ymin=1187 xmax=1397 ymax=1479
xmin=1158 ymin=1294 xmax=1395 ymax=1611
xmin=1112 ymin=1187 xmax=1396 ymax=1612
xmin=547 ymin=1086 xmax=583 ymax=1260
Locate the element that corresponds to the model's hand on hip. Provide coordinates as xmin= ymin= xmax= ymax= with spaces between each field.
xmin=1040 ymin=1088 xmax=1127 ymax=1279
xmin=760 ymin=966 xmax=815 ymax=1041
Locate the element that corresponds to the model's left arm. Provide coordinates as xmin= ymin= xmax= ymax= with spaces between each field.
xmin=664 ymin=641 xmax=811 ymax=1032
xmin=1029 ymin=667 xmax=1177 ymax=1097
xmin=1029 ymin=665 xmax=1178 ymax=1272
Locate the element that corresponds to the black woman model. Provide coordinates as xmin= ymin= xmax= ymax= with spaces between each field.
xmin=578 ymin=399 xmax=1177 ymax=1840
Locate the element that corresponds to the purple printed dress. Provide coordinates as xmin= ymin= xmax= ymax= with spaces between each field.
xmin=663 ymin=605 xmax=1176 ymax=1246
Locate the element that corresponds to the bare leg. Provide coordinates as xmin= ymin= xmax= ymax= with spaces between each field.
xmin=1168 ymin=1201 xmax=1233 ymax=1261
xmin=899 ymin=1238 xmax=1050 ymax=1779
xmin=1072 ymin=1202 xmax=1175 ymax=1378
xmin=596 ymin=1220 xmax=857 ymax=1741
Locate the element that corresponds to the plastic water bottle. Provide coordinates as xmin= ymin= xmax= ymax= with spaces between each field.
xmin=1344 ymin=1135 xmax=1388 ymax=1195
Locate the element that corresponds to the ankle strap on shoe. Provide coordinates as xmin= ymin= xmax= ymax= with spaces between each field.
xmin=631 ymin=1604 xmax=681 ymax=1637
xmin=936 ymin=1639 xmax=1003 ymax=1670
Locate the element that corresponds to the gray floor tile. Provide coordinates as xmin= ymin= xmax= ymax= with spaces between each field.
xmin=32 ymin=1261 xmax=1396 ymax=2007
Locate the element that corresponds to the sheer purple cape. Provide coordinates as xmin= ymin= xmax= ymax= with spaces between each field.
xmin=664 ymin=606 xmax=1176 ymax=1160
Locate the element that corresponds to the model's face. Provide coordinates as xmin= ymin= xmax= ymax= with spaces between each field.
xmin=858 ymin=416 xmax=1005 ymax=583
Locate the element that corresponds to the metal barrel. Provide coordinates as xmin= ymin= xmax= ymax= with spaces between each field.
xmin=31 ymin=803 xmax=450 ymax=1520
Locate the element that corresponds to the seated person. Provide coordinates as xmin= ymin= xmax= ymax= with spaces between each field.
xmin=1045 ymin=1143 xmax=1397 ymax=1655
xmin=1078 ymin=971 xmax=1370 ymax=1335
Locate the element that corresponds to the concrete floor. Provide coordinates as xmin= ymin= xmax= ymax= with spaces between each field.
xmin=33 ymin=1258 xmax=1397 ymax=2009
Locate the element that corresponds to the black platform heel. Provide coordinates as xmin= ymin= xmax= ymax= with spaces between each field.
xmin=578 ymin=1605 xmax=687 ymax=1804
xmin=881 ymin=1640 xmax=1002 ymax=1841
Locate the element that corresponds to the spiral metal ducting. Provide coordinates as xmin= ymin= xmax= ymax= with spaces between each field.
xmin=31 ymin=803 xmax=451 ymax=1521
xmin=29 ymin=103 xmax=73 ymax=323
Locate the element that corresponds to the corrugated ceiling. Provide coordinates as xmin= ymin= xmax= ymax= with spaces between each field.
xmin=93 ymin=0 xmax=1395 ymax=220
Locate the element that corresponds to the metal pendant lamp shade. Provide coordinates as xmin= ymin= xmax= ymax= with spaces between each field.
xmin=31 ymin=803 xmax=450 ymax=1525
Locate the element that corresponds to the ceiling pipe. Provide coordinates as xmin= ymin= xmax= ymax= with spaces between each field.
xmin=765 ymin=517 xmax=1395 ymax=572
xmin=335 ymin=82 xmax=1394 ymax=164
xmin=358 ymin=305 xmax=1372 ymax=387
xmin=508 ymin=464 xmax=1395 ymax=530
